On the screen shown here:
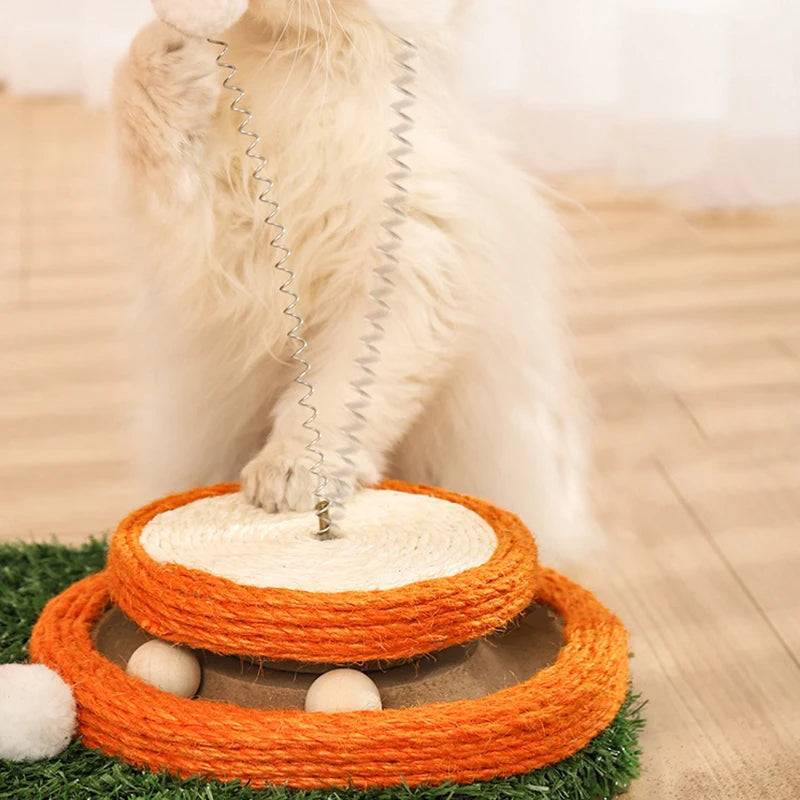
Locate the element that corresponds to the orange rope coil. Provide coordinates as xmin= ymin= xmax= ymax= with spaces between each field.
xmin=30 ymin=568 xmax=630 ymax=790
xmin=106 ymin=482 xmax=540 ymax=664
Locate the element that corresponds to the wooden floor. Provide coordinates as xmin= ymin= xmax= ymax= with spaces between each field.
xmin=1 ymin=95 xmax=799 ymax=798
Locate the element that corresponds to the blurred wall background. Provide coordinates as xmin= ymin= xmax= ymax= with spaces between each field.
xmin=0 ymin=1 xmax=153 ymax=104
xmin=3 ymin=0 xmax=799 ymax=207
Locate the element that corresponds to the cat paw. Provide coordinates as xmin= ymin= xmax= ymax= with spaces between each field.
xmin=241 ymin=440 xmax=380 ymax=514
xmin=126 ymin=21 xmax=220 ymax=127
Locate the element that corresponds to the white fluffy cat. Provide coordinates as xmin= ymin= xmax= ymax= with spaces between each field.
xmin=112 ymin=0 xmax=590 ymax=558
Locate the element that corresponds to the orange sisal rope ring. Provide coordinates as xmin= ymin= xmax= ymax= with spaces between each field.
xmin=30 ymin=568 xmax=630 ymax=790
xmin=106 ymin=482 xmax=540 ymax=663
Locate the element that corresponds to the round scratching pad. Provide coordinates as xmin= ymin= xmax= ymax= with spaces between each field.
xmin=138 ymin=487 xmax=498 ymax=591
xmin=30 ymin=569 xmax=630 ymax=790
xmin=107 ymin=481 xmax=539 ymax=663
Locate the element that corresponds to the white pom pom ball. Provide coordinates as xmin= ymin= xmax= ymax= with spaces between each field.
xmin=305 ymin=669 xmax=382 ymax=713
xmin=151 ymin=0 xmax=248 ymax=39
xmin=126 ymin=640 xmax=202 ymax=698
xmin=0 ymin=663 xmax=77 ymax=762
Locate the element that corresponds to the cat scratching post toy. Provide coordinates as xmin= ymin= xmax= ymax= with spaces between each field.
xmin=23 ymin=2 xmax=643 ymax=797
xmin=30 ymin=481 xmax=637 ymax=792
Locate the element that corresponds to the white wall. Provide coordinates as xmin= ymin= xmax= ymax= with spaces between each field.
xmin=0 ymin=0 xmax=153 ymax=104
xmin=3 ymin=0 xmax=800 ymax=206
xmin=458 ymin=0 xmax=800 ymax=206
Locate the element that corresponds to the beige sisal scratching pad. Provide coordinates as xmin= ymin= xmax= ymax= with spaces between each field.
xmin=139 ymin=489 xmax=498 ymax=592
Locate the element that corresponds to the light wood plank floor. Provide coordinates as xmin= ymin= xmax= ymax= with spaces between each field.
xmin=1 ymin=95 xmax=799 ymax=798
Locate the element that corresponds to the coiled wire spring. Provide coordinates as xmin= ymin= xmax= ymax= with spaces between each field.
xmin=335 ymin=36 xmax=417 ymax=512
xmin=208 ymin=34 xmax=416 ymax=537
xmin=209 ymin=38 xmax=332 ymax=538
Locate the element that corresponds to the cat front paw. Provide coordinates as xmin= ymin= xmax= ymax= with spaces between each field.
xmin=125 ymin=21 xmax=221 ymax=128
xmin=241 ymin=440 xmax=380 ymax=513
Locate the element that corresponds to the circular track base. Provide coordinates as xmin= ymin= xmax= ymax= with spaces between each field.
xmin=30 ymin=568 xmax=630 ymax=790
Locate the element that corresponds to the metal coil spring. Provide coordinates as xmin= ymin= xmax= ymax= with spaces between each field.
xmin=208 ymin=38 xmax=332 ymax=537
xmin=208 ymin=33 xmax=417 ymax=534
xmin=334 ymin=35 xmax=418 ymax=515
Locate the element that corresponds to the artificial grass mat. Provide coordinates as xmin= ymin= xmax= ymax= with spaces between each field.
xmin=0 ymin=539 xmax=645 ymax=800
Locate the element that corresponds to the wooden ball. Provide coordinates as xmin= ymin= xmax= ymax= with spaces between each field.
xmin=126 ymin=640 xmax=201 ymax=698
xmin=305 ymin=669 xmax=382 ymax=713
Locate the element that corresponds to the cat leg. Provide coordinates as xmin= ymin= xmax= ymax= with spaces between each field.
xmin=112 ymin=20 xmax=221 ymax=223
xmin=240 ymin=309 xmax=384 ymax=513
xmin=133 ymin=344 xmax=277 ymax=497
xmin=113 ymin=21 xmax=240 ymax=496
xmin=393 ymin=348 xmax=595 ymax=566
xmin=241 ymin=226 xmax=464 ymax=512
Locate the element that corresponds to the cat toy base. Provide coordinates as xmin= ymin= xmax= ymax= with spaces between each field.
xmin=29 ymin=483 xmax=635 ymax=791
